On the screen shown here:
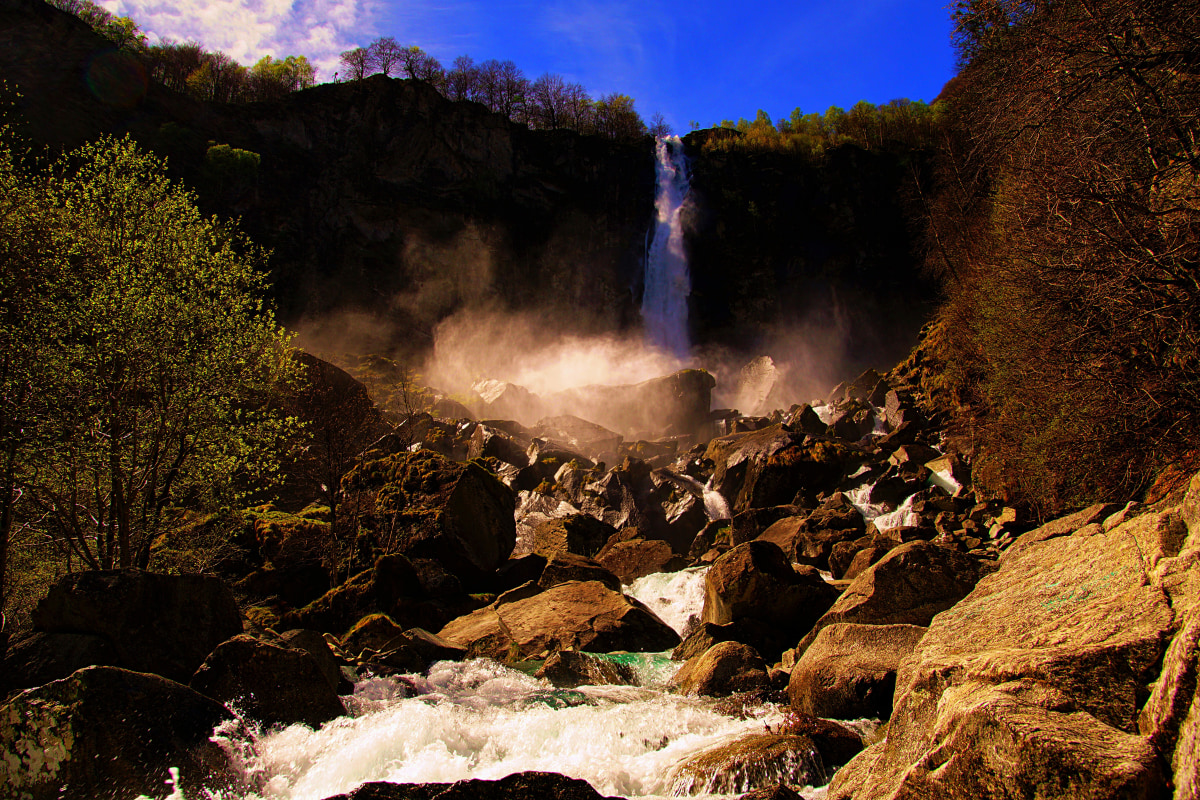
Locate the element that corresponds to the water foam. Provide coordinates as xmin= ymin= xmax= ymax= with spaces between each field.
xmin=220 ymin=659 xmax=785 ymax=800
xmin=626 ymin=566 xmax=710 ymax=637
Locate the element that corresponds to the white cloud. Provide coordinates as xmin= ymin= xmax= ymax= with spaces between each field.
xmin=109 ymin=0 xmax=383 ymax=81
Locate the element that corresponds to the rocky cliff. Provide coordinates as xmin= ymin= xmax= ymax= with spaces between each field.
xmin=0 ymin=0 xmax=654 ymax=355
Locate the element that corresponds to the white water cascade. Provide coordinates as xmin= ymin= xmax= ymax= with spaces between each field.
xmin=642 ymin=136 xmax=692 ymax=357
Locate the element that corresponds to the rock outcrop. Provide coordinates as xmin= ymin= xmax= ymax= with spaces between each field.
xmin=189 ymin=634 xmax=345 ymax=728
xmin=827 ymin=503 xmax=1187 ymax=800
xmin=28 ymin=569 xmax=243 ymax=684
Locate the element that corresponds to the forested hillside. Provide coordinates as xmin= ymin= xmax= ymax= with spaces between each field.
xmin=906 ymin=0 xmax=1200 ymax=513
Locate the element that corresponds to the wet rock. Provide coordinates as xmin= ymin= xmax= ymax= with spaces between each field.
xmin=775 ymin=710 xmax=864 ymax=769
xmin=757 ymin=493 xmax=866 ymax=569
xmin=538 ymin=552 xmax=622 ymax=591
xmin=595 ymin=536 xmax=677 ymax=584
xmin=190 ymin=634 xmax=345 ymax=728
xmin=826 ymin=520 xmax=1176 ymax=800
xmin=31 ymin=569 xmax=243 ymax=684
xmin=788 ymin=623 xmax=927 ymax=720
xmin=0 ymin=665 xmax=249 ymax=800
xmin=702 ymin=541 xmax=840 ymax=658
xmin=531 ymin=514 xmax=615 ymax=559
xmin=471 ymin=380 xmax=547 ymax=422
xmin=341 ymin=449 xmax=516 ymax=587
xmin=670 ymin=640 xmax=769 ymax=697
xmin=795 ymin=540 xmax=992 ymax=655
xmin=437 ymin=580 xmax=679 ymax=660
xmin=669 ymin=733 xmax=828 ymax=796
xmin=535 ymin=650 xmax=638 ymax=688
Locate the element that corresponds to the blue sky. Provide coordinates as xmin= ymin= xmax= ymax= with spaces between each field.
xmin=101 ymin=0 xmax=957 ymax=133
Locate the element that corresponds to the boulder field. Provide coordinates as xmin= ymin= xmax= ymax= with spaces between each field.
xmin=1 ymin=362 xmax=1198 ymax=799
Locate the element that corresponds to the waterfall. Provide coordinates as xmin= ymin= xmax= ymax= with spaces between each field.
xmin=642 ymin=136 xmax=691 ymax=357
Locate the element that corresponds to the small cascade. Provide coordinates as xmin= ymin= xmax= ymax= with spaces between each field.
xmin=626 ymin=566 xmax=710 ymax=637
xmin=642 ymin=136 xmax=692 ymax=357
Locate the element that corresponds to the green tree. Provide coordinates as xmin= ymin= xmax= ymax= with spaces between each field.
xmin=0 ymin=135 xmax=297 ymax=602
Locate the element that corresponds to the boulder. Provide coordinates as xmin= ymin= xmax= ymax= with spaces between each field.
xmin=538 ymin=552 xmax=622 ymax=591
xmin=31 ymin=569 xmax=243 ymax=683
xmin=795 ymin=540 xmax=991 ymax=655
xmin=702 ymin=541 xmax=840 ymax=658
xmin=322 ymin=771 xmax=615 ymax=800
xmin=531 ymin=514 xmax=615 ymax=559
xmin=0 ymin=665 xmax=249 ymax=800
xmin=595 ymin=537 xmax=676 ymax=584
xmin=668 ymin=733 xmax=829 ymax=796
xmin=468 ymin=423 xmax=530 ymax=467
xmin=787 ymin=623 xmax=927 ymax=720
xmin=669 ymin=641 xmax=769 ymax=697
xmin=437 ymin=580 xmax=679 ymax=660
xmin=757 ymin=494 xmax=865 ymax=570
xmin=341 ymin=449 xmax=516 ymax=587
xmin=190 ymin=634 xmax=345 ymax=728
xmin=1001 ymin=502 xmax=1121 ymax=563
xmin=277 ymin=628 xmax=350 ymax=694
xmin=776 ymin=710 xmax=864 ymax=768
xmin=535 ymin=650 xmax=638 ymax=688
xmin=705 ymin=426 xmax=852 ymax=512
xmin=672 ymin=621 xmax=738 ymax=662
xmin=827 ymin=517 xmax=1177 ymax=800
xmin=737 ymin=784 xmax=805 ymax=800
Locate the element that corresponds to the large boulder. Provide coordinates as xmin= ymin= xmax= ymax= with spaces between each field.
xmin=596 ymin=536 xmax=677 ymax=584
xmin=787 ymin=623 xmax=927 ymax=720
xmin=1 ymin=631 xmax=116 ymax=700
xmin=705 ymin=426 xmax=853 ymax=512
xmin=795 ymin=540 xmax=991 ymax=655
xmin=31 ymin=569 xmax=243 ymax=683
xmin=437 ymin=580 xmax=679 ymax=660
xmin=190 ymin=634 xmax=345 ymax=728
xmin=669 ymin=641 xmax=769 ymax=697
xmin=0 ymin=666 xmax=249 ymax=800
xmin=535 ymin=650 xmax=638 ymax=688
xmin=827 ymin=513 xmax=1179 ymax=800
xmin=538 ymin=552 xmax=622 ymax=591
xmin=757 ymin=493 xmax=866 ymax=570
xmin=702 ymin=541 xmax=839 ymax=659
xmin=321 ymin=771 xmax=615 ymax=799
xmin=341 ymin=449 xmax=516 ymax=587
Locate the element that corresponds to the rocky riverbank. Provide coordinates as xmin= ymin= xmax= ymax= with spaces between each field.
xmin=2 ymin=354 xmax=1197 ymax=800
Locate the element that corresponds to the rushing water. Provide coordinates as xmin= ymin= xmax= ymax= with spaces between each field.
xmin=642 ymin=136 xmax=692 ymax=357
xmin=170 ymin=566 xmax=832 ymax=800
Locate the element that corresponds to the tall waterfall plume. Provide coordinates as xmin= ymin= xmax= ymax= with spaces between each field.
xmin=642 ymin=136 xmax=691 ymax=357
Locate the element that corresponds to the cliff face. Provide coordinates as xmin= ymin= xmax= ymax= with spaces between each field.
xmin=0 ymin=0 xmax=655 ymax=355
xmin=681 ymin=131 xmax=935 ymax=371
xmin=1 ymin=0 xmax=930 ymax=367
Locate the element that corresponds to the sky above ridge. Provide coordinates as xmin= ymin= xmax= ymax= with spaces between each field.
xmin=98 ymin=0 xmax=957 ymax=133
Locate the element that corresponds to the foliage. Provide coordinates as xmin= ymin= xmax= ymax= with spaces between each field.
xmin=0 ymin=133 xmax=298 ymax=618
xmin=46 ymin=0 xmax=146 ymax=51
xmin=924 ymin=0 xmax=1200 ymax=513
xmin=704 ymin=99 xmax=943 ymax=157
